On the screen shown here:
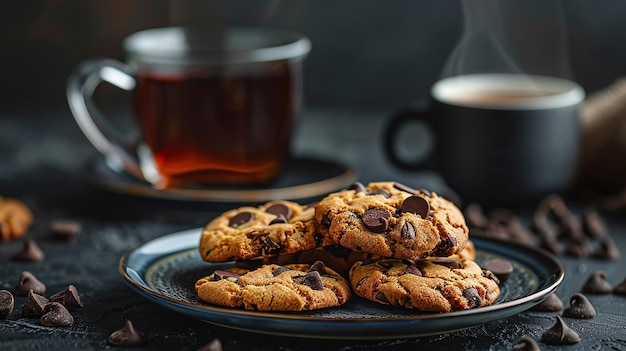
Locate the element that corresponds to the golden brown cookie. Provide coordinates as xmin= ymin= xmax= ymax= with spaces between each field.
xmin=0 ymin=196 xmax=33 ymax=242
xmin=199 ymin=200 xmax=335 ymax=262
xmin=315 ymin=182 xmax=469 ymax=260
xmin=349 ymin=258 xmax=500 ymax=312
xmin=195 ymin=261 xmax=351 ymax=311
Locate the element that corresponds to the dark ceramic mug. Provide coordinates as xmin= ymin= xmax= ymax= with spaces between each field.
xmin=384 ymin=73 xmax=585 ymax=208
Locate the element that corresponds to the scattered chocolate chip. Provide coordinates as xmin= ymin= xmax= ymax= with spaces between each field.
xmin=563 ymin=293 xmax=596 ymax=319
xmin=400 ymin=196 xmax=430 ymax=218
xmin=14 ymin=271 xmax=46 ymax=296
xmin=213 ymin=270 xmax=239 ymax=280
xmin=49 ymin=219 xmax=82 ymax=242
xmin=614 ymin=277 xmax=626 ymax=296
xmin=564 ymin=237 xmax=590 ymax=258
xmin=49 ymin=285 xmax=83 ymax=309
xmin=463 ymin=287 xmax=481 ymax=308
xmin=108 ymin=320 xmax=145 ymax=347
xmin=272 ymin=267 xmax=290 ymax=276
xmin=401 ymin=222 xmax=416 ymax=240
xmin=265 ymin=203 xmax=293 ymax=219
xmin=269 ymin=214 xmax=288 ymax=225
xmin=432 ymin=259 xmax=463 ymax=269
xmin=513 ymin=335 xmax=541 ymax=351
xmin=228 ymin=212 xmax=254 ymax=227
xmin=465 ymin=203 xmax=489 ymax=228
xmin=308 ymin=261 xmax=326 ymax=275
xmin=582 ymin=208 xmax=608 ymax=239
xmin=392 ymin=182 xmax=416 ymax=194
xmin=301 ymin=271 xmax=324 ymax=290
xmin=40 ymin=302 xmax=74 ymax=327
xmin=22 ymin=289 xmax=49 ymax=317
xmin=541 ymin=316 xmax=580 ymax=344
xmin=593 ymin=237 xmax=621 ymax=261
xmin=348 ymin=182 xmax=366 ymax=193
xmin=198 ymin=338 xmax=223 ymax=351
xmin=11 ymin=239 xmax=44 ymax=262
xmin=481 ymin=258 xmax=513 ymax=284
xmin=532 ymin=292 xmax=563 ymax=312
xmin=362 ymin=208 xmax=391 ymax=233
xmin=0 ymin=290 xmax=14 ymax=318
xmin=582 ymin=270 xmax=613 ymax=294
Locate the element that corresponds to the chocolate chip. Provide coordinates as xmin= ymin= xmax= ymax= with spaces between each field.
xmin=362 ymin=208 xmax=391 ymax=233
xmin=301 ymin=271 xmax=324 ymax=290
xmin=259 ymin=235 xmax=284 ymax=255
xmin=401 ymin=222 xmax=416 ymax=240
xmin=198 ymin=338 xmax=223 ymax=351
xmin=308 ymin=261 xmax=326 ymax=275
xmin=348 ymin=182 xmax=366 ymax=193
xmin=269 ymin=214 xmax=288 ymax=225
xmin=213 ymin=270 xmax=239 ymax=280
xmin=49 ymin=285 xmax=83 ymax=309
xmin=432 ymin=236 xmax=458 ymax=257
xmin=582 ymin=270 xmax=613 ymax=294
xmin=367 ymin=189 xmax=391 ymax=198
xmin=11 ymin=239 xmax=44 ymax=262
xmin=229 ymin=212 xmax=254 ymax=227
xmin=400 ymin=196 xmax=430 ymax=218
xmin=40 ymin=302 xmax=74 ymax=327
xmin=0 ymin=290 xmax=14 ymax=318
xmin=432 ymin=259 xmax=463 ymax=269
xmin=513 ymin=335 xmax=541 ymax=351
xmin=463 ymin=287 xmax=481 ymax=308
xmin=563 ymin=293 xmax=596 ymax=319
xmin=483 ymin=270 xmax=500 ymax=285
xmin=564 ymin=237 xmax=590 ymax=258
xmin=614 ymin=277 xmax=626 ymax=296
xmin=108 ymin=320 xmax=145 ymax=347
xmin=465 ymin=203 xmax=489 ymax=228
xmin=22 ymin=289 xmax=49 ymax=317
xmin=265 ymin=203 xmax=293 ymax=219
xmin=392 ymin=182 xmax=416 ymax=194
xmin=593 ymin=237 xmax=621 ymax=261
xmin=14 ymin=271 xmax=46 ymax=296
xmin=402 ymin=265 xmax=422 ymax=276
xmin=49 ymin=219 xmax=82 ymax=242
xmin=582 ymin=208 xmax=608 ymax=239
xmin=480 ymin=258 xmax=513 ymax=284
xmin=541 ymin=316 xmax=580 ymax=344
xmin=375 ymin=292 xmax=389 ymax=303
xmin=321 ymin=211 xmax=331 ymax=227
xmin=272 ymin=267 xmax=290 ymax=276
xmin=531 ymin=292 xmax=563 ymax=312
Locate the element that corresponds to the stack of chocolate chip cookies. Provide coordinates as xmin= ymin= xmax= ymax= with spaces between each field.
xmin=195 ymin=181 xmax=500 ymax=313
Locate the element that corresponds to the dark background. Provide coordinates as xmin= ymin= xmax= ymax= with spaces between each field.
xmin=1 ymin=0 xmax=625 ymax=112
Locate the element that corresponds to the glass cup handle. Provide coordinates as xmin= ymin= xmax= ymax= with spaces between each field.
xmin=66 ymin=59 xmax=147 ymax=181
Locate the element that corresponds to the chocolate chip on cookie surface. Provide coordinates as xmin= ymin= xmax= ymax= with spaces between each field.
xmin=195 ymin=261 xmax=351 ymax=311
xmin=315 ymin=182 xmax=469 ymax=260
xmin=349 ymin=258 xmax=500 ymax=312
xmin=199 ymin=200 xmax=334 ymax=262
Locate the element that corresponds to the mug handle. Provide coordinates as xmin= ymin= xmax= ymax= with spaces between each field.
xmin=66 ymin=59 xmax=150 ymax=182
xmin=383 ymin=107 xmax=436 ymax=170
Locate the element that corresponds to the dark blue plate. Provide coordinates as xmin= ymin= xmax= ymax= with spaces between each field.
xmin=119 ymin=228 xmax=563 ymax=340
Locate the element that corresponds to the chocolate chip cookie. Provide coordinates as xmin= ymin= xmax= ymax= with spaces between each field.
xmin=195 ymin=261 xmax=351 ymax=311
xmin=199 ymin=200 xmax=334 ymax=262
xmin=349 ymin=258 xmax=500 ymax=312
xmin=315 ymin=182 xmax=469 ymax=260
xmin=0 ymin=196 xmax=33 ymax=242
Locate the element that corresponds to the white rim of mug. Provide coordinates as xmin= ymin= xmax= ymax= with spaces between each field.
xmin=123 ymin=26 xmax=312 ymax=65
xmin=431 ymin=73 xmax=585 ymax=110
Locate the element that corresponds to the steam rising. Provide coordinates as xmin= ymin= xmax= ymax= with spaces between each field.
xmin=441 ymin=0 xmax=573 ymax=80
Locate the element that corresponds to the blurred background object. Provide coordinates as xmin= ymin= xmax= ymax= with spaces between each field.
xmin=2 ymin=0 xmax=626 ymax=111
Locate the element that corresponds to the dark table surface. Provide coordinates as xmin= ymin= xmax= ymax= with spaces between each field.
xmin=1 ymin=107 xmax=625 ymax=350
